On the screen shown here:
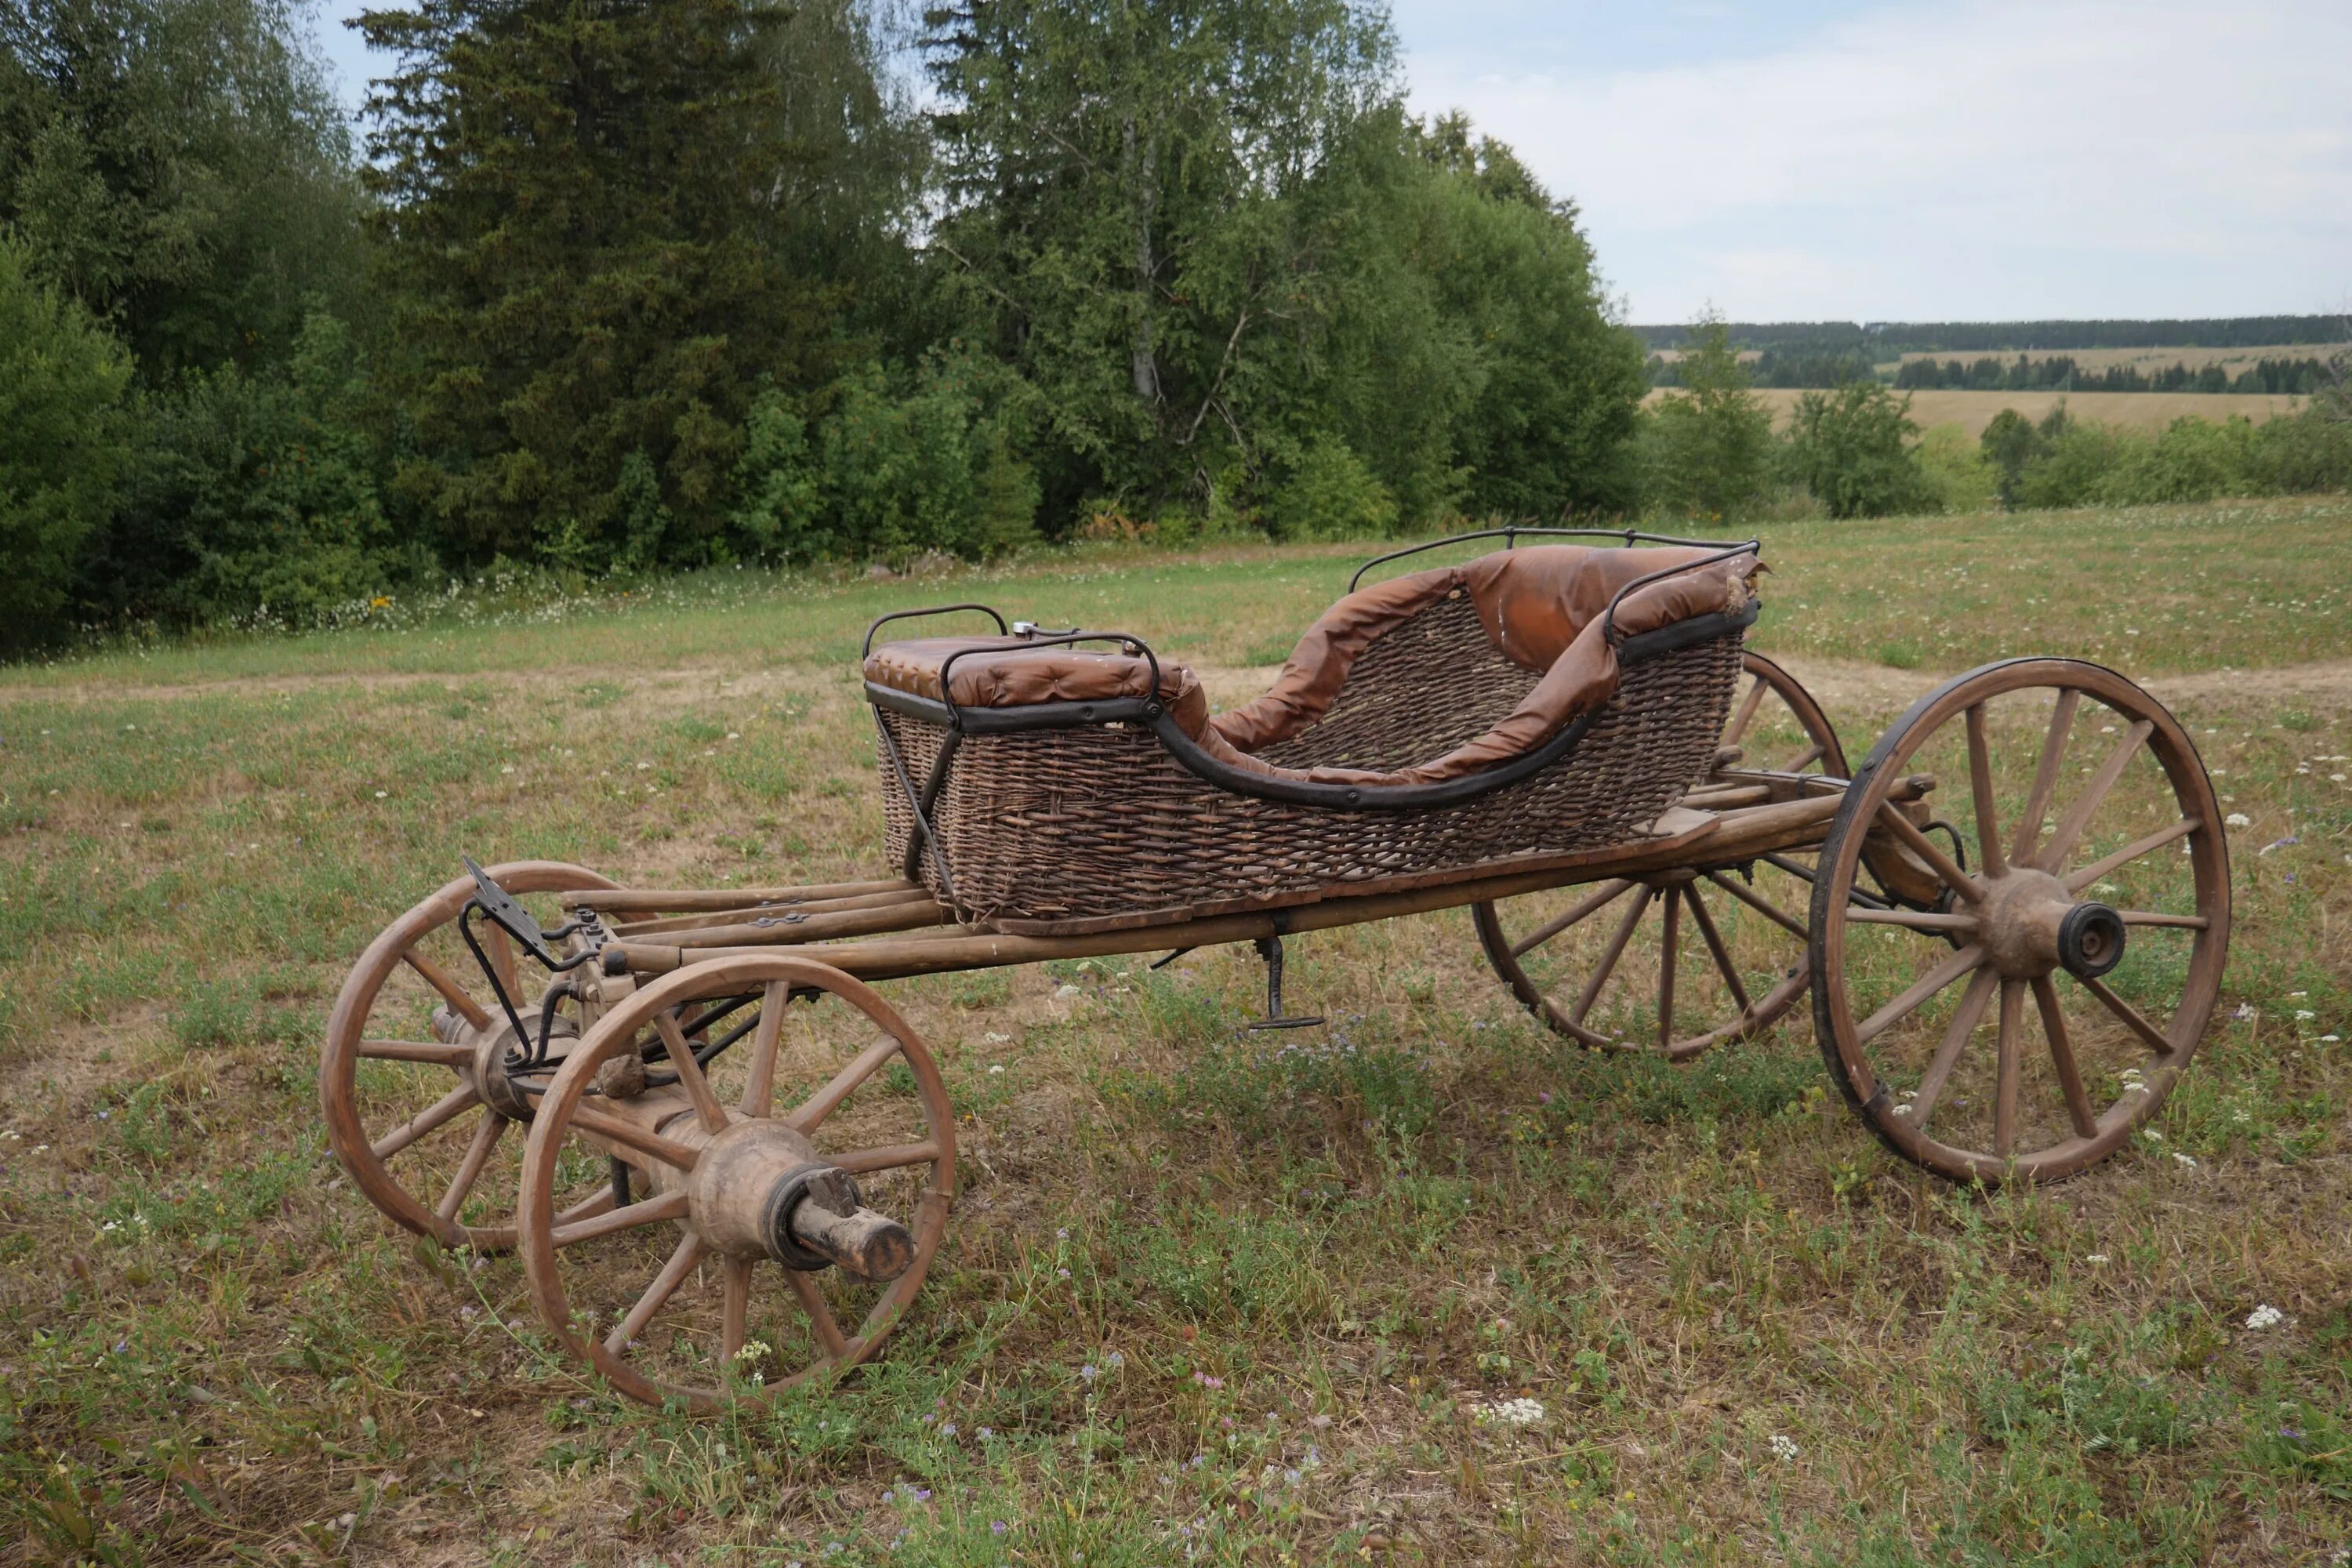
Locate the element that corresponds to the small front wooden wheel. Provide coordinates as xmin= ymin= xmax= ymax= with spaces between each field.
xmin=1810 ymin=659 xmax=2230 ymax=1184
xmin=320 ymin=862 xmax=618 ymax=1249
xmin=1474 ymin=653 xmax=1846 ymax=1058
xmin=517 ymin=956 xmax=955 ymax=1410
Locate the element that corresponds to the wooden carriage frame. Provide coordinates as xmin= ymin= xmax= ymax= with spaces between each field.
xmin=320 ymin=529 xmax=2231 ymax=1410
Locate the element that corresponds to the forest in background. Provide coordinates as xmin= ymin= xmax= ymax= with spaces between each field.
xmin=2 ymin=0 xmax=2348 ymax=654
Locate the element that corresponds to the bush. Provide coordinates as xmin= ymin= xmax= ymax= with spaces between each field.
xmin=1635 ymin=318 xmax=1773 ymax=523
xmin=1915 ymin=422 xmax=1999 ymax=513
xmin=85 ymin=311 xmax=408 ymax=629
xmin=728 ymin=348 xmax=1040 ymax=564
xmin=1263 ymin=437 xmax=1399 ymax=540
xmin=0 ymin=238 xmax=131 ymax=649
xmin=1783 ymin=381 xmax=1935 ymax=518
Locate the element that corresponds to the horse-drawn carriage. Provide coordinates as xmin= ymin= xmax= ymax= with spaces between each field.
xmin=321 ymin=530 xmax=2229 ymax=1408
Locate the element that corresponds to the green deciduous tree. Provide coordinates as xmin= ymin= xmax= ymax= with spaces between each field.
xmin=1635 ymin=316 xmax=1773 ymax=522
xmin=0 ymin=0 xmax=368 ymax=378
xmin=0 ymin=237 xmax=131 ymax=647
xmin=1784 ymin=380 xmax=1934 ymax=519
xmin=358 ymin=0 xmax=855 ymax=563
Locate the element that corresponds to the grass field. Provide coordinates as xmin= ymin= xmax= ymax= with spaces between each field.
xmin=2 ymin=495 xmax=2350 ymax=1563
xmin=1640 ymin=387 xmax=2310 ymax=437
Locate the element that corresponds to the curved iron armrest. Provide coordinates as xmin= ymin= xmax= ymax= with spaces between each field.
xmin=862 ymin=602 xmax=1009 ymax=659
xmin=1348 ymin=526 xmax=1757 ymax=593
xmin=1598 ymin=539 xmax=1762 ymax=648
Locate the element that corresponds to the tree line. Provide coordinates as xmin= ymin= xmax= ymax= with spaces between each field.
xmin=1892 ymin=354 xmax=2334 ymax=397
xmin=2 ymin=0 xmax=1651 ymax=649
xmin=3 ymin=0 xmax=2348 ymax=655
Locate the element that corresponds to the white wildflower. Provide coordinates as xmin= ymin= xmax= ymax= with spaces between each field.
xmin=2085 ymin=1254 xmax=2109 ymax=1264
xmin=2173 ymin=1152 xmax=2198 ymax=1168
xmin=1768 ymin=1433 xmax=1800 ymax=1463
xmin=1475 ymin=1397 xmax=1544 ymax=1428
xmin=2224 ymin=812 xmax=2251 ymax=828
xmin=2244 ymin=1305 xmax=2285 ymax=1332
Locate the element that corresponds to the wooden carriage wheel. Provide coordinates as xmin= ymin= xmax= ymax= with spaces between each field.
xmin=1809 ymin=659 xmax=2229 ymax=1184
xmin=517 ymin=955 xmax=955 ymax=1410
xmin=1474 ymin=652 xmax=1847 ymax=1059
xmin=320 ymin=861 xmax=618 ymax=1249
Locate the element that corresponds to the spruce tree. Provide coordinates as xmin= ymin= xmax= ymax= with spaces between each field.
xmin=358 ymin=0 xmax=840 ymax=561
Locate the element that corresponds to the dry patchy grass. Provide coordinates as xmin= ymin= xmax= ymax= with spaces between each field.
xmin=1 ymin=498 xmax=2350 ymax=1564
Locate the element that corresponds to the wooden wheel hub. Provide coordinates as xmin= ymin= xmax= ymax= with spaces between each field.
xmin=1976 ymin=866 xmax=2086 ymax=980
xmin=438 ymin=1007 xmax=578 ymax=1120
xmin=620 ymin=1113 xmax=918 ymax=1281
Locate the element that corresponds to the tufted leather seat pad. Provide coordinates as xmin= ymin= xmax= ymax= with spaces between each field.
xmin=864 ymin=634 xmax=1200 ymax=709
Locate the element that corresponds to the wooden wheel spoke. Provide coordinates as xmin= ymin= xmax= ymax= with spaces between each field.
xmin=1725 ymin=675 xmax=1769 ymax=746
xmin=2032 ymin=975 xmax=2100 ymax=1140
xmin=786 ymin=1268 xmax=851 ymax=1361
xmin=434 ymin=1110 xmax=506 ymax=1223
xmin=2078 ymin=974 xmax=2176 ymax=1058
xmin=1777 ymin=742 xmax=1827 ymax=773
xmin=370 ymin=1083 xmax=478 ymax=1162
xmin=555 ymin=1187 xmax=619 ymax=1229
xmin=721 ymin=1259 xmax=753 ymax=1363
xmin=786 ymin=1034 xmax=906 ymax=1134
xmin=359 ymin=1037 xmax=475 ymax=1068
xmin=1510 ymin=880 xmax=1633 ymax=959
xmin=832 ymin=1141 xmax=941 ymax=1176
xmin=1657 ymin=887 xmax=1682 ymax=1049
xmin=1855 ymin=945 xmax=1985 ymax=1044
xmin=1910 ymin=966 xmax=1998 ymax=1131
xmin=2010 ymin=688 xmax=2080 ymax=866
xmin=1872 ymin=800 xmax=1981 ymax=904
xmin=1703 ymin=871 xmax=1808 ymax=939
xmin=1965 ymin=702 xmax=2007 ymax=879
xmin=1570 ymin=887 xmax=1654 ymax=1027
xmin=740 ymin=982 xmax=789 ymax=1117
xmin=571 ymin=1103 xmax=703 ymax=1171
xmin=2039 ymin=720 xmax=2153 ymax=873
xmin=1994 ymin=980 xmax=2024 ymax=1158
xmin=2064 ymin=818 xmax=2197 ymax=894
xmin=485 ymin=921 xmax=521 ymax=1004
xmin=1681 ymin=884 xmax=1750 ymax=1015
xmin=403 ymin=949 xmax=490 ymax=1033
xmin=1846 ymin=908 xmax=1980 ymax=933
xmin=605 ymin=1232 xmax=702 ymax=1356
xmin=655 ymin=1013 xmax=732 ymax=1134
xmin=552 ymin=1188 xmax=688 ymax=1248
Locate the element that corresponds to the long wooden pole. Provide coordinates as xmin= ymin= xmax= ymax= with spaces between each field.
xmin=615 ymin=792 xmax=1854 ymax=983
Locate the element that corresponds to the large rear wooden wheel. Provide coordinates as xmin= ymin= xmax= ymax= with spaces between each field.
xmin=320 ymin=862 xmax=618 ymax=1249
xmin=1474 ymin=652 xmax=1846 ymax=1059
xmin=517 ymin=955 xmax=955 ymax=1410
xmin=1810 ymin=659 xmax=2229 ymax=1184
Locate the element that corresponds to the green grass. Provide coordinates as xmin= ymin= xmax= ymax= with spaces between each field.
xmin=1 ymin=495 xmax=2349 ymax=1563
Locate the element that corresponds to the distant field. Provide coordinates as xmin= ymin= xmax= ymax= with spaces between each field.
xmin=1891 ymin=343 xmax=2349 ymax=376
xmin=1642 ymin=386 xmax=2310 ymax=436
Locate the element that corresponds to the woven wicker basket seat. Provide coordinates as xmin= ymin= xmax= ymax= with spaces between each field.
xmin=866 ymin=543 xmax=1760 ymax=933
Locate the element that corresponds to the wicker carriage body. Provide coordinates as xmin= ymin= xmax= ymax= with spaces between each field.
xmin=870 ymin=575 xmax=1751 ymax=935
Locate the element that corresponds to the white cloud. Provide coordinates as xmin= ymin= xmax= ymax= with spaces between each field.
xmin=1406 ymin=0 xmax=2352 ymax=320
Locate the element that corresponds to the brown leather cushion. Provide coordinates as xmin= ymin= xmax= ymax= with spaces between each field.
xmin=862 ymin=544 xmax=1760 ymax=792
xmin=864 ymin=634 xmax=1198 ymax=709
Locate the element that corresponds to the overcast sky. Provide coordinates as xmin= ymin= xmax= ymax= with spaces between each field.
xmin=310 ymin=0 xmax=2352 ymax=325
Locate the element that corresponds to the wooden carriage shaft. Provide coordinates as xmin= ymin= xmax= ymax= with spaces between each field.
xmin=609 ymin=782 xmax=1917 ymax=983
